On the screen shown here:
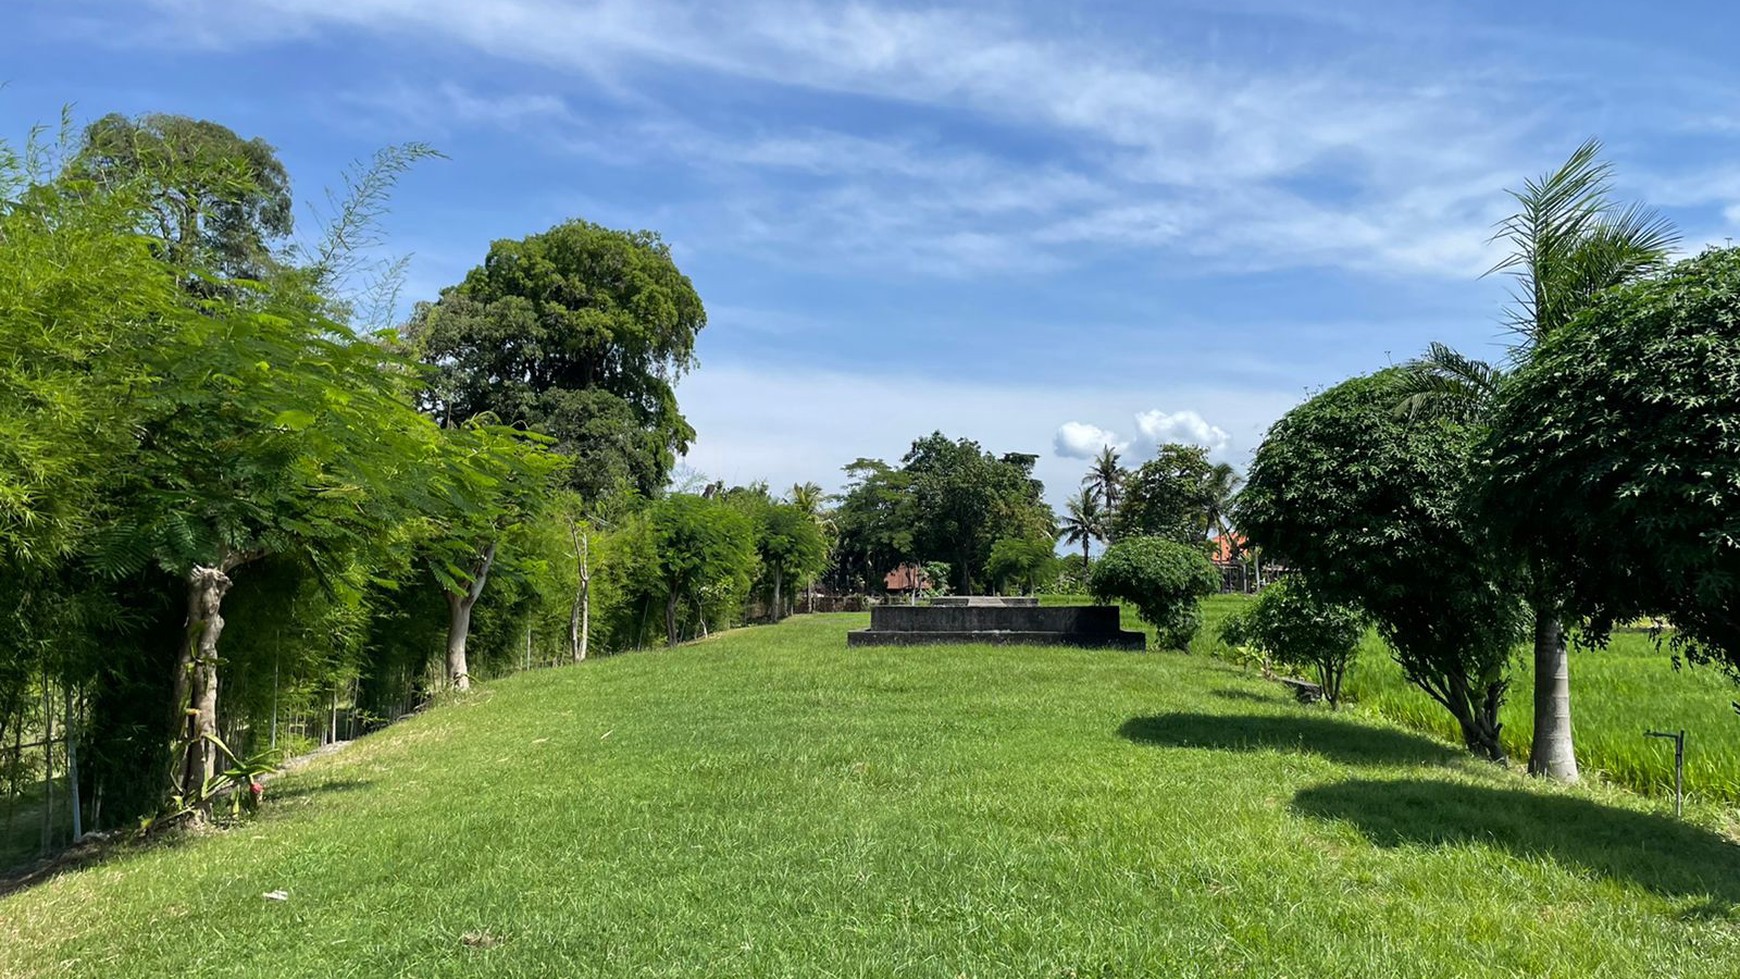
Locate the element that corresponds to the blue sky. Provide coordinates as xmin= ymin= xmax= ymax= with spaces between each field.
xmin=6 ymin=0 xmax=1740 ymax=508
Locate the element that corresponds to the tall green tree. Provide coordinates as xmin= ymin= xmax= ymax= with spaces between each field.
xmin=1238 ymin=370 xmax=1526 ymax=761
xmin=1486 ymin=247 xmax=1740 ymax=681
xmin=626 ymin=495 xmax=757 ymax=647
xmin=1083 ymin=446 xmax=1124 ymax=513
xmin=902 ymin=434 xmax=1054 ymax=593
xmin=1399 ymin=139 xmax=1678 ymax=782
xmin=405 ymin=219 xmax=706 ymax=499
xmin=1111 ymin=444 xmax=1215 ymax=547
xmin=64 ymin=112 xmax=293 ymax=281
xmin=1059 ymin=488 xmax=1107 ymax=567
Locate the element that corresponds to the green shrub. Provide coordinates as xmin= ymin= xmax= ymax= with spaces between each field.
xmin=1088 ymin=536 xmax=1218 ymax=650
xmin=1242 ymin=578 xmax=1363 ymax=706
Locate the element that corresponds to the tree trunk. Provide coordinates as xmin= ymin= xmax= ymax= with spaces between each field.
xmin=444 ymin=594 xmax=475 ymax=692
xmin=1528 ymin=607 xmax=1579 ymax=781
xmin=177 ymin=565 xmax=234 ymax=809
xmin=568 ymin=520 xmax=590 ymax=663
xmin=665 ymin=591 xmax=679 ymax=647
xmin=64 ymin=684 xmax=81 ymax=841
xmin=1446 ymin=672 xmax=1507 ymax=763
xmin=441 ymin=543 xmax=497 ymax=691
xmin=773 ymin=573 xmax=783 ymax=623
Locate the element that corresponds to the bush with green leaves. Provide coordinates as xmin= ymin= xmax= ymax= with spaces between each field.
xmin=1088 ymin=536 xmax=1219 ymax=650
xmin=1238 ymin=579 xmax=1364 ymax=707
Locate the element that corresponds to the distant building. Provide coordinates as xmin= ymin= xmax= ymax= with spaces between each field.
xmin=884 ymin=563 xmax=929 ymax=594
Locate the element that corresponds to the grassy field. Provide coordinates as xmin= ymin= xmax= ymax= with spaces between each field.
xmin=4 ymin=612 xmax=1740 ymax=977
xmin=1160 ymin=592 xmax=1740 ymax=803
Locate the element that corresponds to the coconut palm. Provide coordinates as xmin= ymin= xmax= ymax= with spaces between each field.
xmin=1060 ymin=488 xmax=1107 ymax=568
xmin=1398 ymin=138 xmax=1678 ymax=783
xmin=1202 ymin=462 xmax=1242 ymax=543
xmin=1082 ymin=446 xmax=1124 ymax=514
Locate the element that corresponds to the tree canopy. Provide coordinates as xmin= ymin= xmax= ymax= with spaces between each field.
xmin=1486 ymin=247 xmax=1740 ymax=676
xmin=406 ymin=219 xmax=706 ymax=499
xmin=1238 ymin=369 xmax=1525 ymax=760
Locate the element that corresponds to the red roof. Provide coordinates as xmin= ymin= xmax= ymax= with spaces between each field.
xmin=1210 ymin=532 xmax=1246 ymax=563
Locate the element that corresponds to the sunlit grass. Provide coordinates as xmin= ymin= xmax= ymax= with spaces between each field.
xmin=4 ymin=612 xmax=1739 ymax=977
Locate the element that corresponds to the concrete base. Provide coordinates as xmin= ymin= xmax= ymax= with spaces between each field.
xmin=847 ymin=604 xmax=1145 ymax=650
xmin=927 ymin=595 xmax=1039 ymax=608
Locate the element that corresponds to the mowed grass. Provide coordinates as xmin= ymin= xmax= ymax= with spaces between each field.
xmin=4 ymin=613 xmax=1740 ymax=977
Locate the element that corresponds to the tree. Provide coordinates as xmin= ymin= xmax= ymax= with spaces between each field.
xmin=986 ymin=536 xmax=1058 ymax=595
xmin=425 ymin=425 xmax=561 ymax=691
xmin=899 ymin=434 xmax=1054 ymax=594
xmin=1059 ymin=488 xmax=1108 ymax=568
xmin=1234 ymin=577 xmax=1363 ymax=707
xmin=628 ymin=495 xmax=757 ymax=647
xmin=1203 ymin=462 xmax=1242 ymax=543
xmin=1111 ymin=444 xmax=1215 ymax=547
xmin=65 ymin=112 xmax=293 ymax=281
xmin=1486 ymin=247 xmax=1740 ymax=681
xmin=755 ymin=502 xmax=829 ymax=621
xmin=1237 ymin=370 xmax=1526 ymax=761
xmin=1083 ymin=446 xmax=1124 ymax=513
xmin=405 ymin=219 xmax=706 ymax=499
xmin=828 ymin=459 xmax=915 ymax=594
xmin=1399 ymin=139 xmax=1678 ymax=782
xmin=1088 ymin=537 xmax=1218 ymax=650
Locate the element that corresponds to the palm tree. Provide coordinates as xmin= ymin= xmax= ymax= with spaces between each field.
xmin=1398 ymin=138 xmax=1678 ymax=783
xmin=1083 ymin=446 xmax=1123 ymax=514
xmin=1060 ymin=488 xmax=1107 ymax=568
xmin=1202 ymin=462 xmax=1242 ymax=543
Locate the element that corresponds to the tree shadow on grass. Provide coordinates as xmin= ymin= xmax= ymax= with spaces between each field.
xmin=263 ymin=777 xmax=375 ymax=805
xmin=1293 ymin=779 xmax=1740 ymax=910
xmin=1211 ymin=687 xmax=1287 ymax=706
xmin=1119 ymin=713 xmax=1461 ymax=767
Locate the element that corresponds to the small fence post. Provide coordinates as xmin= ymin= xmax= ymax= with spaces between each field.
xmin=1644 ymin=728 xmax=1687 ymax=818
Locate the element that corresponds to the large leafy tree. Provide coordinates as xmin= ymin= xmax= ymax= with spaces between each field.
xmin=829 ymin=459 xmax=915 ymax=594
xmin=406 ymin=220 xmax=706 ymax=499
xmin=1399 ymin=139 xmax=1678 ymax=782
xmin=1238 ymin=370 xmax=1526 ymax=760
xmin=626 ymin=494 xmax=757 ymax=647
xmin=1111 ymin=444 xmax=1215 ymax=547
xmin=902 ymin=434 xmax=1054 ymax=593
xmin=1486 ymin=247 xmax=1740 ymax=679
xmin=64 ymin=112 xmax=293 ymax=281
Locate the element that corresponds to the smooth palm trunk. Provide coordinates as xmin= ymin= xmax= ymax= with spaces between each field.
xmin=1528 ymin=609 xmax=1579 ymax=781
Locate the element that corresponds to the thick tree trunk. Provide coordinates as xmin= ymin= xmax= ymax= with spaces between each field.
xmin=445 ymin=595 xmax=475 ymax=692
xmin=178 ymin=566 xmax=234 ymax=808
xmin=1528 ymin=607 xmax=1579 ymax=781
xmin=441 ymin=542 xmax=496 ymax=692
xmin=665 ymin=591 xmax=679 ymax=647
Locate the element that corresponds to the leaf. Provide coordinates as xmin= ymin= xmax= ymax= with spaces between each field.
xmin=272 ymin=408 xmax=316 ymax=431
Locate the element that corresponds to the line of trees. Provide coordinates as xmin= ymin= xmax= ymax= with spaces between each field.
xmin=1238 ymin=139 xmax=1740 ymax=772
xmin=0 ymin=110 xmax=830 ymax=841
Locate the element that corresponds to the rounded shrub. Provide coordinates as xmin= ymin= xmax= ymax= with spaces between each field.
xmin=1088 ymin=536 xmax=1219 ymax=650
xmin=1241 ymin=578 xmax=1364 ymax=707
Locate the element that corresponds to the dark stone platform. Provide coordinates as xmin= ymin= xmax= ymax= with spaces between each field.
xmin=847 ymin=603 xmax=1145 ymax=649
xmin=926 ymin=596 xmax=1039 ymax=607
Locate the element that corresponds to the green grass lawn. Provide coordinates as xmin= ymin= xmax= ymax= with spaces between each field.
xmin=5 ymin=612 xmax=1740 ymax=977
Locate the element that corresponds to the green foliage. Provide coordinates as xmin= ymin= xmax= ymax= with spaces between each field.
xmin=622 ymin=494 xmax=757 ymax=646
xmin=1486 ymin=247 xmax=1740 ymax=676
xmin=1088 ymin=536 xmax=1218 ymax=650
xmin=1111 ymin=444 xmax=1216 ymax=547
xmin=986 ymin=536 xmax=1058 ymax=595
xmin=65 ymin=112 xmax=293 ymax=281
xmin=1236 ymin=579 xmax=1364 ymax=706
xmin=405 ymin=219 xmax=706 ymax=499
xmin=1238 ymin=370 xmax=1525 ymax=759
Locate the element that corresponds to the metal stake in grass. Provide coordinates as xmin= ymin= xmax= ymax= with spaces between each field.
xmin=1644 ymin=728 xmax=1686 ymax=818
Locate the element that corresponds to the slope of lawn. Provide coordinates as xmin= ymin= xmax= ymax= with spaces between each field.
xmin=5 ymin=612 xmax=1740 ymax=978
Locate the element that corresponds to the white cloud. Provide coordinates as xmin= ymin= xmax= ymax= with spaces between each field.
xmin=1132 ymin=409 xmax=1232 ymax=458
xmin=1053 ymin=422 xmax=1121 ymax=459
xmin=122 ymin=0 xmax=1567 ymax=279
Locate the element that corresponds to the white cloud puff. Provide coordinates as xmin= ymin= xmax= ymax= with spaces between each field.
xmin=1053 ymin=422 xmax=1121 ymax=459
xmin=1132 ymin=409 xmax=1231 ymax=457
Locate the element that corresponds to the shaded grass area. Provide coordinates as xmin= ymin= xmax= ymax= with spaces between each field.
xmin=1186 ymin=593 xmax=1740 ymax=802
xmin=3 ymin=613 xmax=1740 ymax=977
